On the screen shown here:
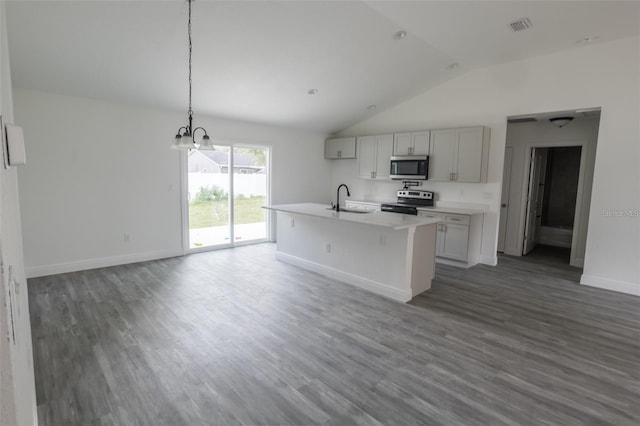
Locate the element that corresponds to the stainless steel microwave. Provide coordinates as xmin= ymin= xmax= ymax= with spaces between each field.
xmin=390 ymin=155 xmax=429 ymax=180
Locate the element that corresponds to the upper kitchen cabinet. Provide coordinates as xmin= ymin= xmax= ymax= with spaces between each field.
xmin=325 ymin=137 xmax=356 ymax=159
xmin=393 ymin=131 xmax=430 ymax=156
xmin=428 ymin=126 xmax=490 ymax=183
xmin=357 ymin=134 xmax=393 ymax=179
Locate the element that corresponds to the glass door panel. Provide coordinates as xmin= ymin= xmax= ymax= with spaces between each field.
xmin=187 ymin=146 xmax=231 ymax=248
xmin=232 ymin=146 xmax=268 ymax=243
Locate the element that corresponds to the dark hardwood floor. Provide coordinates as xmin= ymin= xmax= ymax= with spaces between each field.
xmin=28 ymin=243 xmax=640 ymax=425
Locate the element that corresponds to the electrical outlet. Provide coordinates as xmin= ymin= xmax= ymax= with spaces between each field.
xmin=325 ymin=243 xmax=331 ymax=253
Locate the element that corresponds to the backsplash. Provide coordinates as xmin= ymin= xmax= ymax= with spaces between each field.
xmin=330 ymin=159 xmax=496 ymax=209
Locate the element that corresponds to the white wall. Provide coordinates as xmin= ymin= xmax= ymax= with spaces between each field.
xmin=0 ymin=2 xmax=37 ymax=425
xmin=336 ymin=36 xmax=640 ymax=296
xmin=14 ymin=89 xmax=330 ymax=277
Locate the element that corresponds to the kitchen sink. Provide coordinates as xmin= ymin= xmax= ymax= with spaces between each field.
xmin=342 ymin=209 xmax=373 ymax=214
xmin=326 ymin=207 xmax=372 ymax=214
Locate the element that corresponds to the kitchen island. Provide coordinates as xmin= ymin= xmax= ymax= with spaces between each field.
xmin=264 ymin=203 xmax=439 ymax=302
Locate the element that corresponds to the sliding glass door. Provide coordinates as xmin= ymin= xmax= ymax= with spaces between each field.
xmin=186 ymin=144 xmax=269 ymax=250
xmin=232 ymin=146 xmax=268 ymax=243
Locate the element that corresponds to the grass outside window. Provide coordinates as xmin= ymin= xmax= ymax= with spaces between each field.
xmin=189 ymin=196 xmax=266 ymax=228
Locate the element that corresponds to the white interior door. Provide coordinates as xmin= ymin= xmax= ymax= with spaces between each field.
xmin=497 ymin=146 xmax=513 ymax=252
xmin=523 ymin=148 xmax=546 ymax=255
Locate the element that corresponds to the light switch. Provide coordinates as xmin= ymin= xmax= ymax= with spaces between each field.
xmin=5 ymin=124 xmax=26 ymax=166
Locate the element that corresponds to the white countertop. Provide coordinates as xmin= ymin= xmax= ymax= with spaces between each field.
xmin=264 ymin=203 xmax=440 ymax=230
xmin=348 ymin=199 xmax=486 ymax=216
xmin=416 ymin=206 xmax=486 ymax=215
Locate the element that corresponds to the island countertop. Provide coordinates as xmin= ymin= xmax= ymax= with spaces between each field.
xmin=347 ymin=199 xmax=487 ymax=216
xmin=264 ymin=203 xmax=440 ymax=230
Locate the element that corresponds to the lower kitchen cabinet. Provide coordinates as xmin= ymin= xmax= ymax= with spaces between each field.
xmin=418 ymin=211 xmax=469 ymax=260
xmin=345 ymin=200 xmax=484 ymax=267
xmin=437 ymin=222 xmax=469 ymax=261
xmin=417 ymin=211 xmax=482 ymax=267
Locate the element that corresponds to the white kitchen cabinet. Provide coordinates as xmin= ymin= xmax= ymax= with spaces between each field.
xmin=417 ymin=211 xmax=477 ymax=264
xmin=438 ymin=222 xmax=469 ymax=261
xmin=428 ymin=126 xmax=490 ymax=183
xmin=357 ymin=134 xmax=393 ymax=179
xmin=325 ymin=137 xmax=356 ymax=159
xmin=393 ymin=131 xmax=430 ymax=156
xmin=345 ymin=201 xmax=485 ymax=268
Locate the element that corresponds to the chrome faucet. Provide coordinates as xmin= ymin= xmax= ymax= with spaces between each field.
xmin=336 ymin=184 xmax=350 ymax=212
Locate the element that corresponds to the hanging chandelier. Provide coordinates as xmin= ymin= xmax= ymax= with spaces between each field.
xmin=172 ymin=0 xmax=212 ymax=150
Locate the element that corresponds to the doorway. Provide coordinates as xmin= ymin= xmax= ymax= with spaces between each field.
xmin=497 ymin=108 xmax=600 ymax=268
xmin=185 ymin=144 xmax=269 ymax=250
xmin=523 ymin=146 xmax=582 ymax=258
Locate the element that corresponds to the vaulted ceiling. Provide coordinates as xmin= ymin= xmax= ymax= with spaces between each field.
xmin=6 ymin=1 xmax=640 ymax=133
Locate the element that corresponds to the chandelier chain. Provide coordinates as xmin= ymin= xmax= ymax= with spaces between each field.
xmin=188 ymin=0 xmax=193 ymax=118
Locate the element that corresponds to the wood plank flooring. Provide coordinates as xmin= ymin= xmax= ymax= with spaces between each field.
xmin=28 ymin=243 xmax=640 ymax=425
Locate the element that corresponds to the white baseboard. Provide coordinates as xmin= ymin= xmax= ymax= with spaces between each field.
xmin=580 ymin=274 xmax=640 ymax=296
xmin=435 ymin=257 xmax=472 ymax=269
xmin=480 ymin=254 xmax=498 ymax=266
xmin=25 ymin=249 xmax=184 ymax=278
xmin=275 ymin=251 xmax=412 ymax=303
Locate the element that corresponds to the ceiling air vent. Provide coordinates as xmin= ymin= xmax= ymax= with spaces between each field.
xmin=508 ymin=117 xmax=537 ymax=124
xmin=510 ymin=18 xmax=532 ymax=32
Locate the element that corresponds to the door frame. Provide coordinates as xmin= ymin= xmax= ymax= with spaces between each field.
xmin=523 ymin=148 xmax=547 ymax=255
xmin=516 ymin=140 xmax=587 ymax=266
xmin=497 ymin=146 xmax=513 ymax=252
xmin=180 ymin=142 xmax=272 ymax=254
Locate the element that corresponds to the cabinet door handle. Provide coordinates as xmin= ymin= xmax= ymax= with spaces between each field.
xmin=449 ymin=172 xmax=454 ymax=181
xmin=337 ymin=150 xmax=342 ymax=158
xmin=408 ymin=147 xmax=413 ymax=155
xmin=449 ymin=217 xmax=462 ymax=221
xmin=371 ymin=171 xmax=375 ymax=178
xmin=501 ymin=203 xmax=508 ymax=208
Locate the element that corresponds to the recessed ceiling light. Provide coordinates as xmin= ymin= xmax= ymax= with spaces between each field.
xmin=307 ymin=89 xmax=318 ymax=95
xmin=392 ymin=30 xmax=407 ymax=40
xmin=367 ymin=105 xmax=377 ymax=111
xmin=577 ymin=36 xmax=599 ymax=44
xmin=446 ymin=63 xmax=459 ymax=71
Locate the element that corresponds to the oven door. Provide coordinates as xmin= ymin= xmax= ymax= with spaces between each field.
xmin=390 ymin=156 xmax=429 ymax=180
xmin=381 ymin=204 xmax=418 ymax=215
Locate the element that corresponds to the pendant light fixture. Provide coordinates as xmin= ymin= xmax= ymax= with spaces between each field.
xmin=172 ymin=0 xmax=212 ymax=150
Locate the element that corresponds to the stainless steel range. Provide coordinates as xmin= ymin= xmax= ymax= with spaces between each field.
xmin=381 ymin=190 xmax=434 ymax=215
